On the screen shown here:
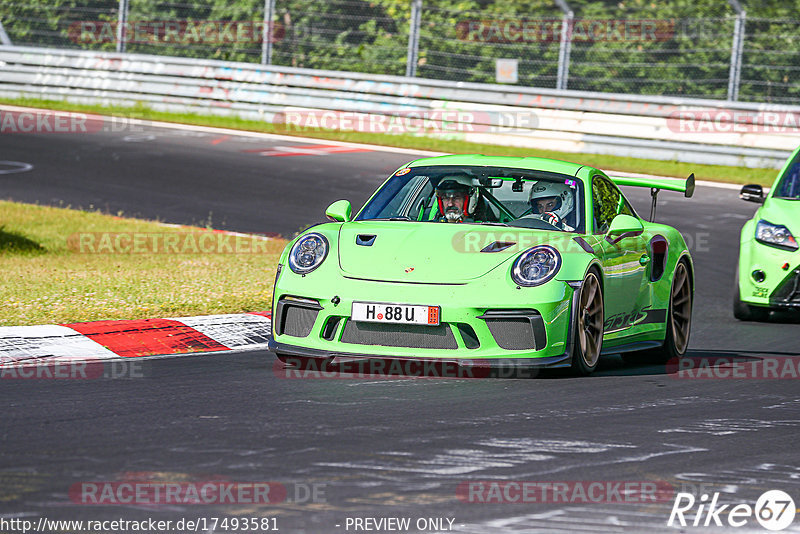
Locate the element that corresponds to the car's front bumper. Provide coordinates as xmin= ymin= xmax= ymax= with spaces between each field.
xmin=769 ymin=267 xmax=800 ymax=309
xmin=739 ymin=237 xmax=800 ymax=309
xmin=268 ymin=339 xmax=573 ymax=369
xmin=269 ymin=272 xmax=579 ymax=363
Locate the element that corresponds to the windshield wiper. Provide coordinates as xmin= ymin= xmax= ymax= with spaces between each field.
xmin=478 ymin=222 xmax=509 ymax=226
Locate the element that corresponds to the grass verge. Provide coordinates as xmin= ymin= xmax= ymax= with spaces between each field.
xmin=0 ymin=96 xmax=780 ymax=187
xmin=0 ymin=200 xmax=286 ymax=326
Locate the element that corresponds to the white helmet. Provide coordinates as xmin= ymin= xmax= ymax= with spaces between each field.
xmin=436 ymin=174 xmax=479 ymax=222
xmin=528 ymin=181 xmax=574 ymax=222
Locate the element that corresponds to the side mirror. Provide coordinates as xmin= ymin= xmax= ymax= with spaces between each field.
xmin=740 ymin=184 xmax=764 ymax=203
xmin=606 ymin=214 xmax=644 ymax=244
xmin=325 ymin=199 xmax=352 ymax=222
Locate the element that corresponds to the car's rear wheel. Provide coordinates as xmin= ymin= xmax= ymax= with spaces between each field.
xmin=623 ymin=259 xmax=692 ymax=365
xmin=571 ymin=270 xmax=604 ymax=376
xmin=733 ymin=270 xmax=770 ymax=321
xmin=669 ymin=261 xmax=693 ymax=355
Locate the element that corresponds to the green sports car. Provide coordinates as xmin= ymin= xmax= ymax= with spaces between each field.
xmin=735 ymin=146 xmax=800 ymax=321
xmin=268 ymin=155 xmax=695 ymax=375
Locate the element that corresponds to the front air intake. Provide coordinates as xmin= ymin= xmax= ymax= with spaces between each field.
xmin=479 ymin=310 xmax=547 ymax=351
xmin=341 ymin=321 xmax=458 ymax=349
xmin=771 ymin=268 xmax=800 ymax=306
xmin=274 ymin=297 xmax=322 ymax=337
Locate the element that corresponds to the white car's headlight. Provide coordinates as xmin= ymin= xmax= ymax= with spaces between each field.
xmin=288 ymin=233 xmax=329 ymax=274
xmin=756 ymin=220 xmax=798 ymax=251
xmin=511 ymin=246 xmax=562 ymax=287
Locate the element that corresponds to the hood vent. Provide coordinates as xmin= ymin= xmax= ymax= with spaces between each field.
xmin=481 ymin=241 xmax=516 ymax=253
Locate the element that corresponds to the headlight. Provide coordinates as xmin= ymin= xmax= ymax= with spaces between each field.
xmin=511 ymin=246 xmax=562 ymax=287
xmin=756 ymin=220 xmax=799 ymax=251
xmin=288 ymin=233 xmax=329 ymax=274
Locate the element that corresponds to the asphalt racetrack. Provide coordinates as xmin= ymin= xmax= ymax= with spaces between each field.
xmin=2 ymin=120 xmax=799 ymax=533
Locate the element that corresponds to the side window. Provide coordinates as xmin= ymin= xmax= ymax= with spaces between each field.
xmin=377 ymin=175 xmax=427 ymax=219
xmin=592 ymin=176 xmax=622 ymax=233
xmin=617 ymin=195 xmax=636 ymax=218
xmin=408 ymin=179 xmax=434 ymax=220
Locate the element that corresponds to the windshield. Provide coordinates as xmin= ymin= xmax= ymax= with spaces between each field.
xmin=775 ymin=152 xmax=800 ymax=199
xmin=356 ymin=166 xmax=585 ymax=233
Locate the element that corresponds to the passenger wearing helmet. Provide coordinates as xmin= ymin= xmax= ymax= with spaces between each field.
xmin=527 ymin=181 xmax=576 ymax=231
xmin=436 ymin=174 xmax=480 ymax=223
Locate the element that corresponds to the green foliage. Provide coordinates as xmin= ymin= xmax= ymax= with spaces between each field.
xmin=0 ymin=0 xmax=798 ymax=102
xmin=0 ymin=0 xmax=118 ymax=49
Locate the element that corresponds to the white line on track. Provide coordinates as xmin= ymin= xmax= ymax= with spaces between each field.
xmin=0 ymin=160 xmax=34 ymax=175
xmin=0 ymin=104 xmax=445 ymax=157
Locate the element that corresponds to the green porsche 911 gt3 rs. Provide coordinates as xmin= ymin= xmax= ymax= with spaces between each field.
xmin=268 ymin=155 xmax=695 ymax=375
xmin=735 ymin=145 xmax=800 ymax=321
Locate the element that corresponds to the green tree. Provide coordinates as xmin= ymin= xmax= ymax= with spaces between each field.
xmin=1 ymin=0 xmax=798 ymax=102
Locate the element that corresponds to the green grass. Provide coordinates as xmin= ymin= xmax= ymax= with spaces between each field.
xmin=0 ymin=96 xmax=780 ymax=187
xmin=0 ymin=200 xmax=286 ymax=326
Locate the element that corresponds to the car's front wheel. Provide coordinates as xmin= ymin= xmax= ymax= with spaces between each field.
xmin=733 ymin=270 xmax=770 ymax=321
xmin=571 ymin=270 xmax=604 ymax=376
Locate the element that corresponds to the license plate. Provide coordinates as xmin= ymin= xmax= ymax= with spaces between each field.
xmin=351 ymin=302 xmax=440 ymax=326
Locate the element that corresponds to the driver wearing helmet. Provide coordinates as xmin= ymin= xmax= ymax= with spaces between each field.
xmin=436 ymin=174 xmax=480 ymax=223
xmin=527 ymin=181 xmax=576 ymax=231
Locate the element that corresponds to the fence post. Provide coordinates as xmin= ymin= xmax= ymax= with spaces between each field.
xmin=116 ymin=0 xmax=129 ymax=53
xmin=555 ymin=0 xmax=573 ymax=90
xmin=0 ymin=21 xmax=12 ymax=46
xmin=406 ymin=0 xmax=422 ymax=77
xmin=727 ymin=0 xmax=746 ymax=101
xmin=262 ymin=0 xmax=276 ymax=65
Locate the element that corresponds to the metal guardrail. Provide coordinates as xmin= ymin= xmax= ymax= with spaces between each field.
xmin=1 ymin=46 xmax=798 ymax=168
xmin=7 ymin=1 xmax=800 ymax=104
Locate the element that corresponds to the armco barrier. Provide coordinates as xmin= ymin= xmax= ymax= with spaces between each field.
xmin=1 ymin=46 xmax=798 ymax=168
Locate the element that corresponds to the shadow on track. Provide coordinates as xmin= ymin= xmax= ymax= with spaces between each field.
xmin=271 ymin=346 xmax=800 ymax=381
xmin=750 ymin=310 xmax=800 ymax=324
xmin=594 ymin=348 xmax=800 ymax=379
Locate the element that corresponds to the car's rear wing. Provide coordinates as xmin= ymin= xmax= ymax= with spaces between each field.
xmin=609 ymin=173 xmax=695 ymax=222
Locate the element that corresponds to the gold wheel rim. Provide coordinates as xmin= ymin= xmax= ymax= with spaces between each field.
xmin=578 ymin=273 xmax=604 ymax=368
xmin=670 ymin=262 xmax=692 ymax=354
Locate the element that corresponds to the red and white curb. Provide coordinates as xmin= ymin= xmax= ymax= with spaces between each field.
xmin=0 ymin=312 xmax=271 ymax=366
